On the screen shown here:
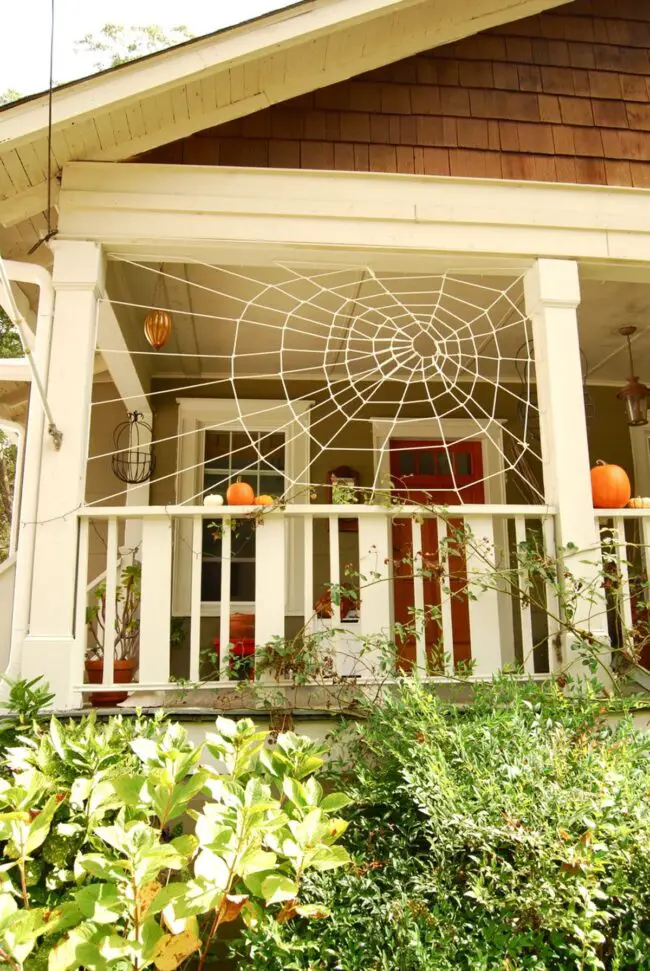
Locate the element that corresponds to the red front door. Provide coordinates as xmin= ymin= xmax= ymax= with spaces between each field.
xmin=390 ymin=439 xmax=485 ymax=672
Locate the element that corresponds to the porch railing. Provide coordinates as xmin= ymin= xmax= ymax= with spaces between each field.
xmin=74 ymin=504 xmax=559 ymax=701
xmin=596 ymin=509 xmax=650 ymax=665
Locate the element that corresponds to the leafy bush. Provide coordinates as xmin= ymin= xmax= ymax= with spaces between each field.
xmin=237 ymin=679 xmax=650 ymax=971
xmin=0 ymin=712 xmax=350 ymax=969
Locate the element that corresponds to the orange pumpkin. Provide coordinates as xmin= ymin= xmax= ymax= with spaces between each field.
xmin=226 ymin=480 xmax=255 ymax=506
xmin=254 ymin=495 xmax=274 ymax=506
xmin=590 ymin=460 xmax=631 ymax=509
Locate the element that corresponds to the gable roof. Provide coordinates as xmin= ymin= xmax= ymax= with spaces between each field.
xmin=0 ymin=0 xmax=568 ymax=245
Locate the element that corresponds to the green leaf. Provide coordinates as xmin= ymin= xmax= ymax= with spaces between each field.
xmin=193 ymin=849 xmax=229 ymax=888
xmin=0 ymin=892 xmax=17 ymax=931
xmin=171 ymin=834 xmax=197 ymax=857
xmin=260 ymin=874 xmax=298 ymax=905
xmin=304 ymin=776 xmax=323 ymax=807
xmin=140 ymin=918 xmax=166 ymax=962
xmin=305 ymin=844 xmax=350 ymax=872
xmin=74 ymin=884 xmax=122 ymax=924
xmin=282 ymin=778 xmax=307 ymax=809
xmin=25 ymin=796 xmax=59 ymax=855
xmin=320 ymin=792 xmax=353 ymax=813
xmin=48 ymin=922 xmax=103 ymax=971
xmin=295 ymin=903 xmax=332 ymax=919
xmin=147 ymin=883 xmax=189 ymax=918
xmin=239 ymin=847 xmax=277 ymax=877
xmin=130 ymin=738 xmax=159 ymax=765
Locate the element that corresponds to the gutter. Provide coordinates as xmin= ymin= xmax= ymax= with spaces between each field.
xmin=0 ymin=261 xmax=55 ymax=679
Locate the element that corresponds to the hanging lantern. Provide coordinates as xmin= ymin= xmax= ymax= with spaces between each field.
xmin=111 ymin=411 xmax=155 ymax=484
xmin=143 ymin=308 xmax=172 ymax=351
xmin=143 ymin=263 xmax=172 ymax=350
xmin=617 ymin=326 xmax=649 ymax=427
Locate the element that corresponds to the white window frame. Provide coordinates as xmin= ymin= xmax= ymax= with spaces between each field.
xmin=173 ymin=397 xmax=312 ymax=617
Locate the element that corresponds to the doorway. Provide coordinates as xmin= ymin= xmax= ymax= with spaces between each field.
xmin=389 ymin=438 xmax=486 ymax=671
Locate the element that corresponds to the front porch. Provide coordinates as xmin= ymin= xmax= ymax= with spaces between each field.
xmin=6 ymin=163 xmax=650 ymax=709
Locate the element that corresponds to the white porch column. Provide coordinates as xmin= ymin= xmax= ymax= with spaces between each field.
xmin=21 ymin=241 xmax=104 ymax=707
xmin=524 ymin=259 xmax=609 ymax=672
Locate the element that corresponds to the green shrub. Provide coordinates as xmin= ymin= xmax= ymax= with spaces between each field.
xmin=0 ymin=712 xmax=351 ymax=969
xmin=236 ymin=679 xmax=650 ymax=971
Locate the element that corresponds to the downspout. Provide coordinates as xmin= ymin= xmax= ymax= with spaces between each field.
xmin=0 ymin=262 xmax=55 ymax=678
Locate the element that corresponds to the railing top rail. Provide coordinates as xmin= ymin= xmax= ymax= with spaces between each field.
xmin=596 ymin=508 xmax=650 ymax=518
xmin=77 ymin=503 xmax=556 ymax=519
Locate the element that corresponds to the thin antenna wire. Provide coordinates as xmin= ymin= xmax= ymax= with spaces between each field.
xmin=27 ymin=0 xmax=57 ymax=255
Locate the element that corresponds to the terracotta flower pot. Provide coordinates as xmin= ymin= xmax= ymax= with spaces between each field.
xmin=229 ymin=613 xmax=254 ymax=641
xmin=85 ymin=658 xmax=137 ymax=707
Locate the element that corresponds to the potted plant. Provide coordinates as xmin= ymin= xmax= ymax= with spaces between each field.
xmin=85 ymin=562 xmax=141 ymax=706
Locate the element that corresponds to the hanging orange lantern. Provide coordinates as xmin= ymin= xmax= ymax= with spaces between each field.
xmin=143 ymin=308 xmax=172 ymax=351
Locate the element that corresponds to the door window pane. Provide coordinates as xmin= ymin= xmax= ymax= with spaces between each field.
xmin=455 ymin=451 xmax=472 ymax=476
xmin=202 ymin=430 xmax=285 ymax=603
xmin=436 ymin=451 xmax=451 ymax=476
xmin=420 ymin=450 xmax=435 ymax=475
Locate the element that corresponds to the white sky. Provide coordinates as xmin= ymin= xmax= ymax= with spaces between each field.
xmin=0 ymin=0 xmax=293 ymax=97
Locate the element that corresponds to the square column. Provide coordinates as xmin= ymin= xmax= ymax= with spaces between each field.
xmin=524 ymin=259 xmax=609 ymax=673
xmin=21 ymin=241 xmax=105 ymax=706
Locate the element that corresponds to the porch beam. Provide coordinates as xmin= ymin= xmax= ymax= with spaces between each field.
xmin=58 ymin=163 xmax=650 ymax=273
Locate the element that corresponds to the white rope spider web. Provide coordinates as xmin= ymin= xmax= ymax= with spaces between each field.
xmin=94 ymin=260 xmax=543 ymax=507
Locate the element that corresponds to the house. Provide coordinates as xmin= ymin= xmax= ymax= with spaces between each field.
xmin=1 ymin=0 xmax=650 ymax=716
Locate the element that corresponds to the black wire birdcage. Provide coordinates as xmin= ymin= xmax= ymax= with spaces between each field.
xmin=111 ymin=411 xmax=155 ymax=484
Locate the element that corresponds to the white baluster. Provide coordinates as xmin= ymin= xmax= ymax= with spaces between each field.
xmin=514 ymin=517 xmax=535 ymax=675
xmin=102 ymin=517 xmax=118 ymax=687
xmin=465 ymin=515 xmax=502 ymax=677
xmin=255 ymin=512 xmax=286 ymax=664
xmin=189 ymin=515 xmax=203 ymax=683
xmin=73 ymin=517 xmax=90 ymax=702
xmin=436 ymin=518 xmax=454 ymax=677
xmin=613 ymin=517 xmax=634 ymax=635
xmin=218 ymin=516 xmax=232 ymax=681
xmin=542 ymin=516 xmax=561 ymax=674
xmin=411 ymin=517 xmax=427 ymax=676
xmin=328 ymin=515 xmax=341 ymax=626
xmin=303 ymin=514 xmax=314 ymax=635
xmin=139 ymin=518 xmax=172 ymax=685
xmin=358 ymin=513 xmax=392 ymax=676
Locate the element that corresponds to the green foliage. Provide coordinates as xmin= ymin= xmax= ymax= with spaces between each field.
xmin=0 ymin=90 xmax=21 ymax=108
xmin=237 ymin=679 xmax=650 ymax=971
xmin=0 ymin=309 xmax=22 ymax=360
xmin=0 ymin=712 xmax=350 ymax=969
xmin=74 ymin=24 xmax=193 ymax=71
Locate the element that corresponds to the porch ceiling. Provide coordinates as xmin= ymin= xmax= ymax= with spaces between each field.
xmin=104 ymin=259 xmax=650 ymax=389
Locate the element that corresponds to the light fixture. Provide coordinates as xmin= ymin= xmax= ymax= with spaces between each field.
xmin=143 ymin=264 xmax=172 ymax=351
xmin=143 ymin=308 xmax=172 ymax=351
xmin=617 ymin=326 xmax=649 ymax=427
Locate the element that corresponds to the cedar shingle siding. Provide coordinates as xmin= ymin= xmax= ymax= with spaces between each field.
xmin=139 ymin=0 xmax=650 ymax=187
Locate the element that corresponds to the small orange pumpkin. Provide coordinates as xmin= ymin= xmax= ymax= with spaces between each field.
xmin=590 ymin=460 xmax=631 ymax=509
xmin=254 ymin=495 xmax=274 ymax=506
xmin=226 ymin=480 xmax=255 ymax=506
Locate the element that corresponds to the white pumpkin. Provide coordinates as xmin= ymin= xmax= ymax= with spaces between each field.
xmin=203 ymin=493 xmax=224 ymax=507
